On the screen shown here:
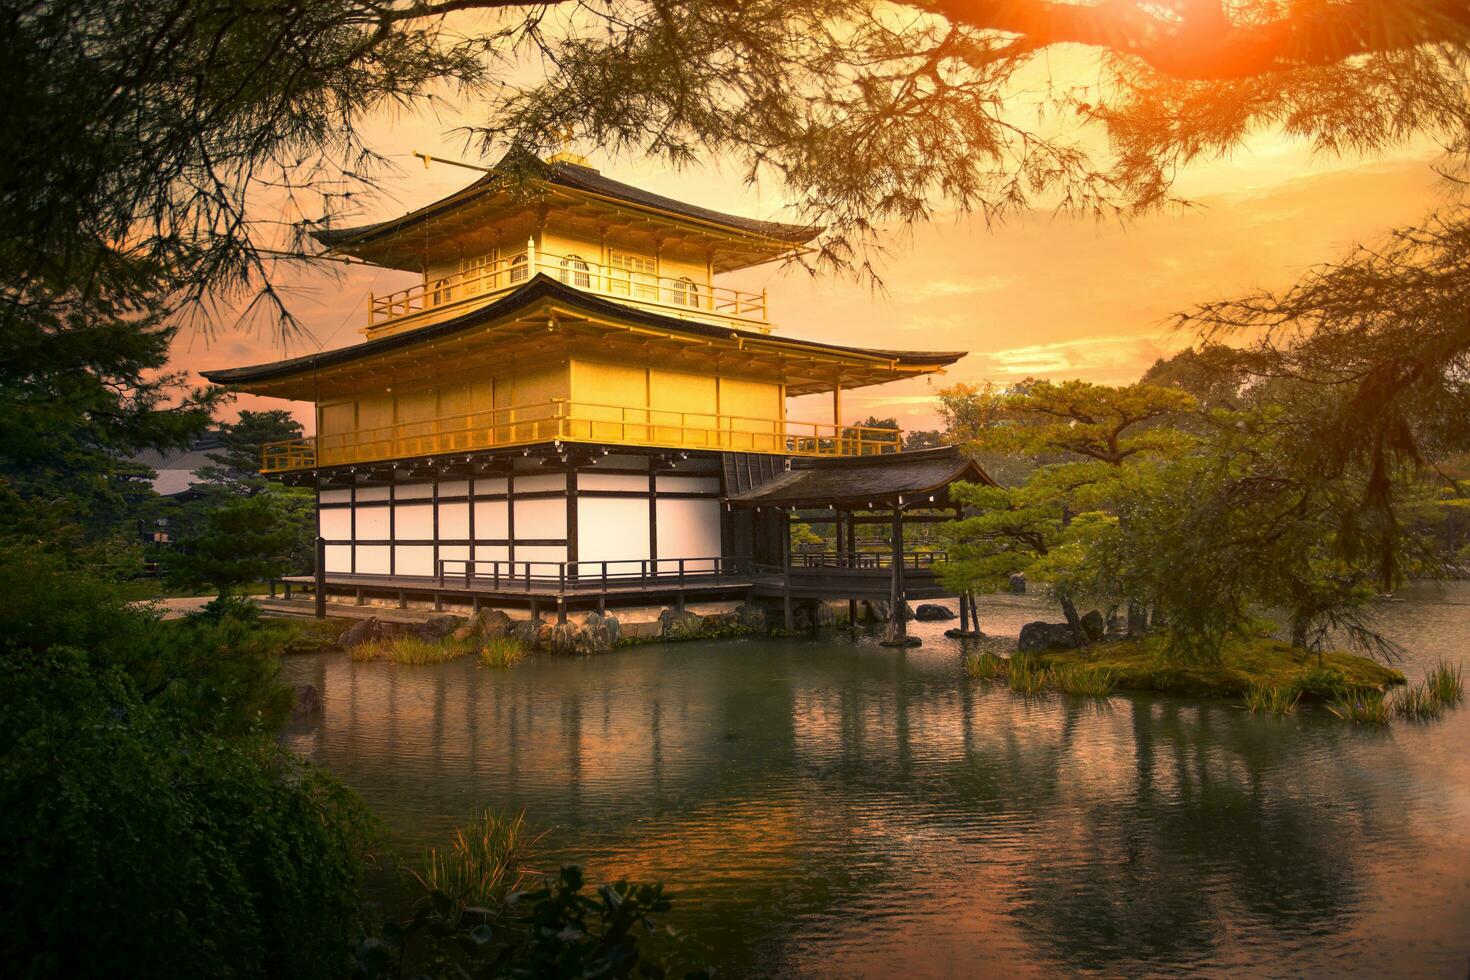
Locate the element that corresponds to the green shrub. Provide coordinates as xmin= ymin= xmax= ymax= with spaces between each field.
xmin=411 ymin=809 xmax=543 ymax=918
xmin=1 ymin=657 xmax=378 ymax=978
xmin=477 ymin=635 xmax=528 ymax=669
xmin=358 ymin=866 xmax=707 ymax=980
xmin=1293 ymin=665 xmax=1352 ymax=700
xmin=1243 ymin=684 xmax=1300 ymax=715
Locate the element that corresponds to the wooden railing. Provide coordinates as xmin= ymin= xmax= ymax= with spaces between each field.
xmin=259 ymin=399 xmax=903 ymax=472
xmin=367 ymin=241 xmax=769 ymax=333
xmin=436 ymin=556 xmax=750 ymax=592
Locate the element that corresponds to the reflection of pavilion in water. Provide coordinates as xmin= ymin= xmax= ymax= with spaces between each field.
xmin=283 ymin=649 xmax=1416 ymax=975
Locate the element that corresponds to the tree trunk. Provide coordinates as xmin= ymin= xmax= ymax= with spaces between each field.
xmin=1127 ymin=601 xmax=1147 ymax=638
xmin=1060 ymin=596 xmax=1086 ymax=647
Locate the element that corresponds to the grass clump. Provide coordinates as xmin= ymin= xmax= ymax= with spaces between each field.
xmin=411 ymin=809 xmax=544 ymax=918
xmin=1328 ymin=689 xmax=1391 ymax=726
xmin=1007 ymin=655 xmax=1048 ymax=694
xmin=963 ymin=651 xmax=1007 ymax=681
xmin=1047 ymin=663 xmax=1116 ymax=698
xmin=351 ymin=633 xmax=466 ymax=665
xmin=1242 ymin=684 xmax=1301 ymax=715
xmin=1392 ymin=682 xmax=1444 ymax=721
xmin=477 ymin=635 xmax=528 ymax=669
xmin=1426 ymin=660 xmax=1464 ymax=706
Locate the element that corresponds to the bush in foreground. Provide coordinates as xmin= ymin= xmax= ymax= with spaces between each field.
xmin=1 ymin=656 xmax=378 ymax=978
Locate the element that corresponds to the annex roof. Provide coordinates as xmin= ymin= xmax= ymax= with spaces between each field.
xmin=313 ymin=152 xmax=817 ymax=272
xmin=726 ymin=446 xmax=996 ymax=509
xmin=201 ymin=274 xmax=967 ymax=400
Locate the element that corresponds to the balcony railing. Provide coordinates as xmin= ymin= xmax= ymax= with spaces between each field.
xmin=366 ymin=242 xmax=769 ymax=334
xmin=259 ymin=399 xmax=902 ymax=472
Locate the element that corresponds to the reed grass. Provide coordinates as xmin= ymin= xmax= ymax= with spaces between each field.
xmin=1242 ymin=684 xmax=1300 ymax=715
xmin=1426 ymin=659 xmax=1464 ymax=706
xmin=963 ymin=651 xmax=1007 ymax=681
xmin=1007 ymin=655 xmax=1048 ymax=694
xmin=477 ymin=635 xmax=528 ymax=669
xmin=1327 ymin=689 xmax=1391 ymax=725
xmin=351 ymin=633 xmax=466 ymax=665
xmin=411 ymin=809 xmax=544 ymax=918
xmin=1392 ymin=682 xmax=1445 ymax=721
xmin=1048 ymin=663 xmax=1117 ymax=698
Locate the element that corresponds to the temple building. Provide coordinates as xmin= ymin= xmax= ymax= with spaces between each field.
xmin=204 ymin=152 xmax=993 ymax=637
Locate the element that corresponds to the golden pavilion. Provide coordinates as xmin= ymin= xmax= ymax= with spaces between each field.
xmin=205 ymin=152 xmax=990 ymax=633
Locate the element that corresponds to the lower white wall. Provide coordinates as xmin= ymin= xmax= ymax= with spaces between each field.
xmin=578 ymin=497 xmax=650 ymax=565
xmin=656 ymin=498 xmax=722 ymax=566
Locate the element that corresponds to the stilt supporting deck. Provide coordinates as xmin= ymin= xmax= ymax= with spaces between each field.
xmin=313 ymin=536 xmax=326 ymax=620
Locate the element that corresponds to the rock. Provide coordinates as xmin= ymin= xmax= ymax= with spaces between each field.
xmin=291 ymin=684 xmax=322 ymax=716
xmin=620 ymin=619 xmax=662 ymax=642
xmin=732 ymin=604 xmax=768 ymax=632
xmin=509 ymin=618 xmax=542 ymax=649
xmin=914 ymin=603 xmax=957 ymax=622
xmin=879 ymin=623 xmax=922 ymax=648
xmin=546 ymin=622 xmax=578 ymax=655
xmin=660 ymin=609 xmax=705 ymax=640
xmin=418 ymin=613 xmax=466 ymax=639
xmin=453 ymin=609 xmax=513 ymax=643
xmin=1009 ymin=573 xmax=1027 ymax=594
xmin=572 ymin=613 xmax=619 ymax=654
xmin=1018 ymin=620 xmax=1080 ymax=653
xmin=813 ymin=602 xmax=836 ymax=627
xmin=338 ymin=616 xmax=391 ymax=648
xmin=1080 ymin=610 xmax=1106 ymax=643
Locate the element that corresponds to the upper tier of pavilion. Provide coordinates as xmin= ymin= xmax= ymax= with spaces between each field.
xmin=315 ymin=151 xmax=820 ymax=339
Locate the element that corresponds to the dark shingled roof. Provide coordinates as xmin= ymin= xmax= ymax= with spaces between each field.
xmin=200 ymin=274 xmax=967 ymax=387
xmin=314 ymin=152 xmax=818 ymax=249
xmin=727 ymin=446 xmax=995 ymax=508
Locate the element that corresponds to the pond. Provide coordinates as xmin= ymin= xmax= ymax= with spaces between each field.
xmin=280 ymin=584 xmax=1470 ymax=977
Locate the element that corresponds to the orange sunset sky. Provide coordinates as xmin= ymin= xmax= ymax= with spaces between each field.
xmin=181 ymin=98 xmax=1447 ymax=434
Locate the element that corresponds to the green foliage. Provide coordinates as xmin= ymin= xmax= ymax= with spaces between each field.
xmin=1006 ymin=655 xmax=1049 ymax=694
xmin=1392 ymin=682 xmax=1445 ymax=721
xmin=1242 ymin=684 xmax=1301 ymax=716
xmin=0 ymin=545 xmax=293 ymax=736
xmin=1 ymin=656 xmax=378 ymax=979
xmin=194 ymin=410 xmax=305 ymax=496
xmin=166 ymin=485 xmax=316 ymax=598
xmin=478 ymin=635 xmax=529 ymax=669
xmin=412 ymin=810 xmax=544 ymax=920
xmin=357 ymin=865 xmax=706 ymax=980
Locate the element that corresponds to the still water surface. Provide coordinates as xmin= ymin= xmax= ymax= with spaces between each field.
xmin=281 ymin=584 xmax=1470 ymax=977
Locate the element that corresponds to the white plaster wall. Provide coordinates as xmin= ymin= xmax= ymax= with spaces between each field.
xmin=577 ymin=497 xmax=651 ymax=564
xmin=579 ymin=472 xmax=649 ymax=492
xmin=319 ymin=509 xmax=351 ymax=540
xmin=320 ymin=488 xmax=352 ymax=505
xmin=515 ymin=544 xmax=568 ymax=565
xmin=473 ymin=500 xmax=509 ymax=539
xmin=656 ymin=498 xmax=722 ymax=567
xmin=655 ymin=474 xmax=720 ymax=494
xmin=440 ymin=479 xmax=470 ymax=497
xmin=475 ymin=477 xmax=508 ymax=495
xmin=357 ymin=486 xmax=391 ymax=502
xmin=394 ymin=502 xmax=434 ymax=539
xmin=356 ymin=506 xmax=390 ymax=540
xmin=395 ymin=483 xmax=433 ymax=500
xmin=356 ymin=545 xmax=390 ymax=574
xmin=515 ymin=473 xmax=566 ymax=493
xmin=395 ymin=545 xmax=435 ymax=576
xmin=439 ymin=501 xmax=469 ymax=539
xmin=514 ymin=497 xmax=567 ymax=538
xmin=477 ymin=545 xmax=510 ymax=562
xmin=601 ymin=454 xmax=648 ymax=470
xmin=325 ymin=545 xmax=352 ymax=573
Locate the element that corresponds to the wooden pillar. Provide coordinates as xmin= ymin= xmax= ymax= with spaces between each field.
xmin=889 ymin=506 xmax=905 ymax=637
xmin=314 ymin=536 xmax=326 ymax=619
xmin=958 ymin=590 xmax=969 ymax=632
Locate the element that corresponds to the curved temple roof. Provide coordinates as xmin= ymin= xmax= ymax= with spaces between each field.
xmin=314 ymin=151 xmax=818 ymax=254
xmin=726 ymin=446 xmax=996 ymax=509
xmin=202 ymin=274 xmax=967 ymax=398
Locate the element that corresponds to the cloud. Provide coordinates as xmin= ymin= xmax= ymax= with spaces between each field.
xmin=976 ymin=333 xmax=1180 ymax=382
